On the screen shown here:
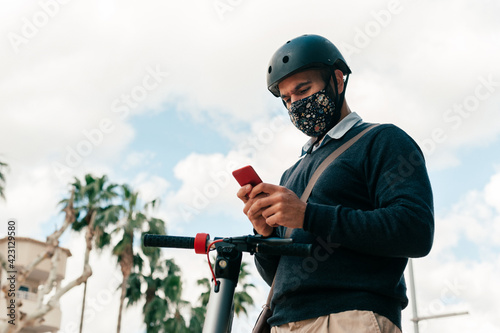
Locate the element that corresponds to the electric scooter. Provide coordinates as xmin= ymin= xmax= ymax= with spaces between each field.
xmin=144 ymin=233 xmax=312 ymax=333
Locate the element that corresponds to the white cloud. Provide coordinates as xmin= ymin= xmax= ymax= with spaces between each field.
xmin=402 ymin=170 xmax=500 ymax=332
xmin=2 ymin=0 xmax=499 ymax=173
xmin=161 ymin=114 xmax=303 ymax=231
xmin=434 ymin=172 xmax=500 ymax=255
xmin=59 ymin=233 xmax=145 ymax=333
xmin=0 ymin=164 xmax=66 ymax=238
xmin=131 ymin=172 xmax=170 ymax=204
xmin=484 ymin=171 xmax=500 ymax=213
xmin=122 ymin=151 xmax=157 ymax=171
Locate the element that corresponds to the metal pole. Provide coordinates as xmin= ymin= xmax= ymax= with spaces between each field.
xmin=408 ymin=259 xmax=420 ymax=333
xmin=407 ymin=259 xmax=468 ymax=333
xmin=413 ymin=311 xmax=469 ymax=321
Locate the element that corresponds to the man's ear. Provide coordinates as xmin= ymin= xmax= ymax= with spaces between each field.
xmin=331 ymin=69 xmax=344 ymax=94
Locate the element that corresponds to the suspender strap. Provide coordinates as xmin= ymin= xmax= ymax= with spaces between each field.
xmin=300 ymin=124 xmax=380 ymax=202
xmin=265 ymin=123 xmax=380 ymax=308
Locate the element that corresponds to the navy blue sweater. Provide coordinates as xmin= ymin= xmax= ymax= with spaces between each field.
xmin=254 ymin=122 xmax=434 ymax=329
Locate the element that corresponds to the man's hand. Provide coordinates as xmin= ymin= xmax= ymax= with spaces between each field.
xmin=237 ymin=183 xmax=306 ymax=234
xmin=237 ymin=184 xmax=274 ymax=237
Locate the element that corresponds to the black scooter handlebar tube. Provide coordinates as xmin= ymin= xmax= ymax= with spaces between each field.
xmin=143 ymin=234 xmax=195 ymax=249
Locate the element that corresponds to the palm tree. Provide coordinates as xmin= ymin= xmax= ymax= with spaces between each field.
xmin=68 ymin=174 xmax=121 ymax=244
xmin=112 ymin=184 xmax=168 ymax=333
xmin=162 ymin=260 xmax=190 ymax=333
xmin=127 ymin=270 xmax=168 ymax=333
xmin=190 ymin=278 xmax=211 ymax=332
xmin=61 ymin=174 xmax=120 ymax=333
xmin=123 ymin=221 xmax=256 ymax=332
xmin=232 ymin=262 xmax=256 ymax=317
xmin=188 ymin=306 xmax=205 ymax=333
xmin=126 ymin=255 xmax=168 ymax=333
xmin=190 ymin=261 xmax=256 ymax=330
xmin=0 ymin=159 xmax=8 ymax=200
xmin=126 ymin=256 xmax=190 ymax=333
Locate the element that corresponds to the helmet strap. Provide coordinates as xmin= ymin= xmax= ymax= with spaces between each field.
xmin=341 ymin=73 xmax=350 ymax=110
xmin=330 ymin=69 xmax=350 ymax=123
xmin=324 ymin=70 xmax=342 ymax=128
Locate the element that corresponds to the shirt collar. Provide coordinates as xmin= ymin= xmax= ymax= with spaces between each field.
xmin=300 ymin=112 xmax=363 ymax=156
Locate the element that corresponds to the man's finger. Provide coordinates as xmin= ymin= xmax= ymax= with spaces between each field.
xmin=237 ymin=184 xmax=252 ymax=203
xmin=247 ymin=196 xmax=273 ymax=217
xmin=248 ymin=183 xmax=279 ymax=199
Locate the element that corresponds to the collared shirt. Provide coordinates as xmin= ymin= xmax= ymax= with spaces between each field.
xmin=300 ymin=112 xmax=363 ymax=156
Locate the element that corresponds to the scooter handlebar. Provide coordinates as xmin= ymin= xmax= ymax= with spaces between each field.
xmin=143 ymin=233 xmax=312 ymax=257
xmin=143 ymin=234 xmax=195 ymax=249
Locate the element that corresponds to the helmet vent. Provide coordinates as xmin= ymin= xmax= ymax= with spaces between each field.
xmin=282 ymin=56 xmax=289 ymax=63
xmin=268 ymin=66 xmax=272 ymax=74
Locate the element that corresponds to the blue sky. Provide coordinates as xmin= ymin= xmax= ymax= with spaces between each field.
xmin=430 ymin=139 xmax=500 ymax=212
xmin=126 ymin=108 xmax=233 ymax=187
xmin=1 ymin=0 xmax=500 ymax=332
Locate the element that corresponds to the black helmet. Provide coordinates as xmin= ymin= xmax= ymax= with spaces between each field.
xmin=266 ymin=34 xmax=351 ymax=97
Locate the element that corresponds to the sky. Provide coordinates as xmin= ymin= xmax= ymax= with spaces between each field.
xmin=1 ymin=0 xmax=500 ymax=332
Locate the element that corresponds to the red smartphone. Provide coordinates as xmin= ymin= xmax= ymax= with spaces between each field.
xmin=232 ymin=165 xmax=263 ymax=187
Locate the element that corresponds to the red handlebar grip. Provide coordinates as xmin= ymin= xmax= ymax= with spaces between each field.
xmin=194 ymin=233 xmax=209 ymax=254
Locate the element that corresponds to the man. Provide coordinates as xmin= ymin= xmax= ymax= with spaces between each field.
xmin=237 ymin=34 xmax=434 ymax=332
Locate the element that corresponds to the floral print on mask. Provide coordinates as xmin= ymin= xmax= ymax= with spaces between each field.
xmin=288 ymin=89 xmax=338 ymax=137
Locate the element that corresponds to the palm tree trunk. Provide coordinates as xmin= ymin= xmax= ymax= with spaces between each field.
xmin=79 ymin=281 xmax=87 ymax=333
xmin=80 ymin=211 xmax=96 ymax=333
xmin=117 ymin=241 xmax=133 ymax=333
xmin=117 ymin=280 xmax=126 ymax=333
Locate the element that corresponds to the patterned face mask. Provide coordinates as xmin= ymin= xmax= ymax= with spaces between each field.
xmin=288 ymin=89 xmax=339 ymax=137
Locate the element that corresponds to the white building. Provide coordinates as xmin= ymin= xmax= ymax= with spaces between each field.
xmin=0 ymin=237 xmax=71 ymax=332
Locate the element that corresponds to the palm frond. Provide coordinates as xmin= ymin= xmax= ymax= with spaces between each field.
xmin=126 ymin=273 xmax=144 ymax=306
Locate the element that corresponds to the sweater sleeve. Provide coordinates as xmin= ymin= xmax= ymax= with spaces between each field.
xmin=253 ymin=171 xmax=294 ymax=285
xmin=303 ymin=125 xmax=434 ymax=258
xmin=253 ymin=227 xmax=280 ymax=286
xmin=254 ymin=252 xmax=280 ymax=286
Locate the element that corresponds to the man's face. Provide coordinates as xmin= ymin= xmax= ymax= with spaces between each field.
xmin=278 ymin=68 xmax=326 ymax=110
